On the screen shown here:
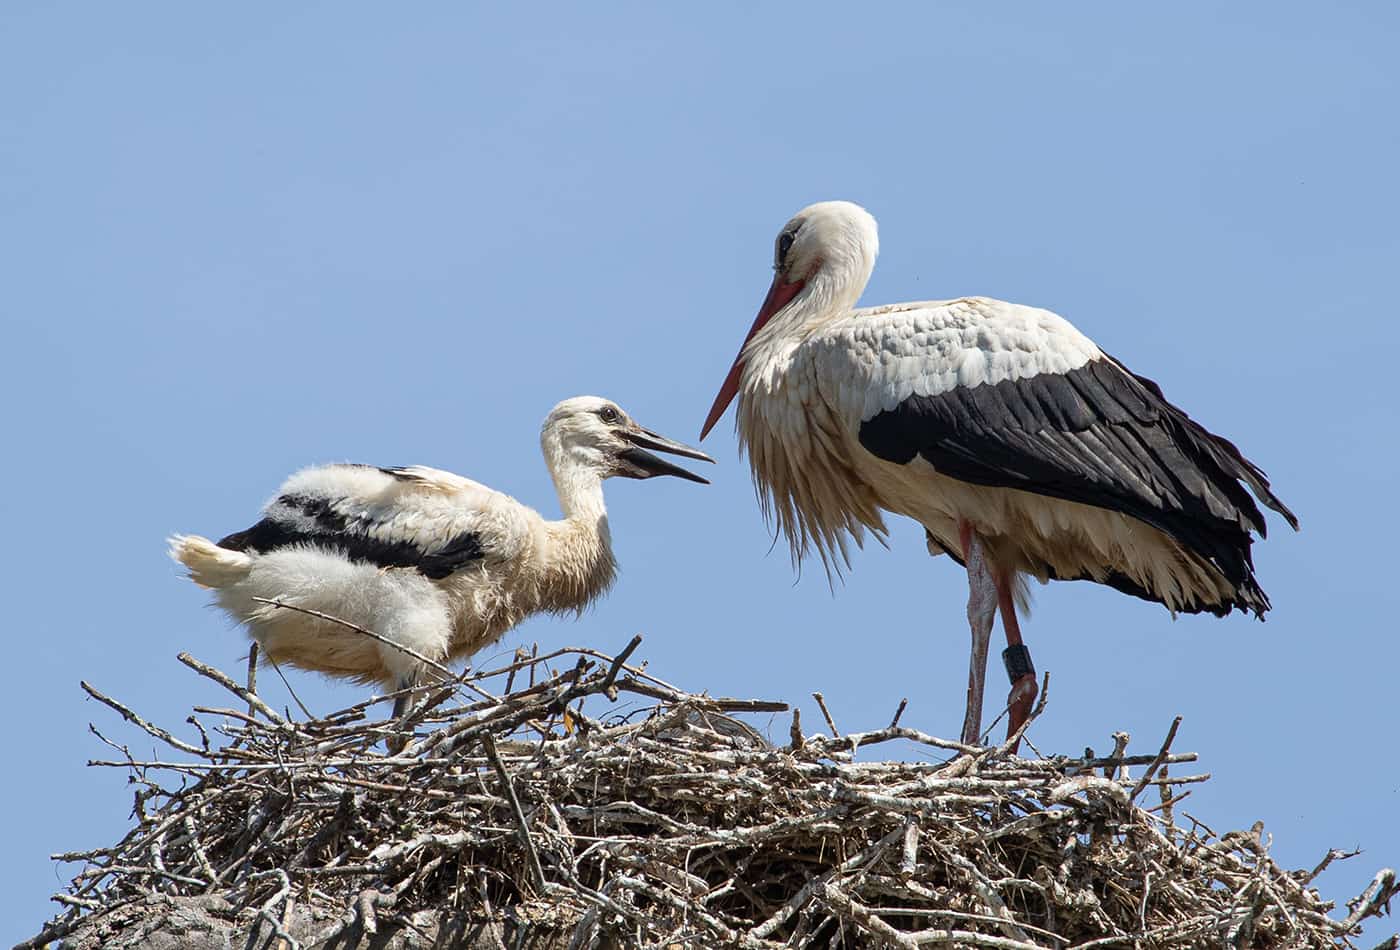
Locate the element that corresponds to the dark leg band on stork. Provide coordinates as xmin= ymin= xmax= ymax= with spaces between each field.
xmin=1002 ymin=644 xmax=1034 ymax=685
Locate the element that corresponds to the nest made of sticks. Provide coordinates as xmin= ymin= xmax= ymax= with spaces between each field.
xmin=22 ymin=635 xmax=1398 ymax=949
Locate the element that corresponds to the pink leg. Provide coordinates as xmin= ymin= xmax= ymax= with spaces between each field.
xmin=994 ymin=571 xmax=1038 ymax=751
xmin=959 ymin=521 xmax=997 ymax=746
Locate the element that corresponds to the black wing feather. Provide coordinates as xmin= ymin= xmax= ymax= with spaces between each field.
xmin=860 ymin=357 xmax=1297 ymax=616
xmin=217 ymin=487 xmax=486 ymax=580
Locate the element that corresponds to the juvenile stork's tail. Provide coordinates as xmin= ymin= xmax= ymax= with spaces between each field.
xmin=168 ymin=534 xmax=253 ymax=589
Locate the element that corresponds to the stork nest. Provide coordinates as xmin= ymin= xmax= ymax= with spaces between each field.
xmin=22 ymin=637 xmax=1397 ymax=950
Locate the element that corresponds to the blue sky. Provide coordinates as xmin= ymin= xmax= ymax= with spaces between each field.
xmin=3 ymin=3 xmax=1397 ymax=943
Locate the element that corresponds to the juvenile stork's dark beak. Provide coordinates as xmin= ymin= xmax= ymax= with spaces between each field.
xmin=617 ymin=426 xmax=715 ymax=484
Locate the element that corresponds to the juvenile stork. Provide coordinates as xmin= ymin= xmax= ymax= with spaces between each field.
xmin=701 ymin=201 xmax=1297 ymax=746
xmin=171 ymin=396 xmax=711 ymax=732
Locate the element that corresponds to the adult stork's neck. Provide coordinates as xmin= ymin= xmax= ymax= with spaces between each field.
xmin=746 ymin=251 xmax=874 ymax=368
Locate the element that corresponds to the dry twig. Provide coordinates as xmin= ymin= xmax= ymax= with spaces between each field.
xmin=22 ymin=643 xmax=1396 ymax=950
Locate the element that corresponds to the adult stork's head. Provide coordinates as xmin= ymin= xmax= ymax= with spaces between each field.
xmin=542 ymin=396 xmax=714 ymax=485
xmin=700 ymin=200 xmax=879 ymax=439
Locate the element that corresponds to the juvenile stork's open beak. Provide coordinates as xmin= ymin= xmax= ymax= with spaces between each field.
xmin=616 ymin=426 xmax=715 ymax=484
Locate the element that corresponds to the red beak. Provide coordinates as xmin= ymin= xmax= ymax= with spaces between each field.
xmin=700 ymin=275 xmax=806 ymax=440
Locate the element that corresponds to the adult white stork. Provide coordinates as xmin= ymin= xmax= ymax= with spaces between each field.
xmin=171 ymin=396 xmax=711 ymax=736
xmin=700 ymin=201 xmax=1297 ymax=746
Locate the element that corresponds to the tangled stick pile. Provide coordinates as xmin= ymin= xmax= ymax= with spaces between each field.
xmin=23 ymin=638 xmax=1397 ymax=949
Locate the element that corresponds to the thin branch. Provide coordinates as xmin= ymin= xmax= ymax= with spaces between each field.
xmin=80 ymin=681 xmax=205 ymax=756
xmin=888 ymin=697 xmax=909 ymax=730
xmin=602 ymin=634 xmax=643 ymax=693
xmin=177 ymin=652 xmax=288 ymax=727
xmin=1130 ymin=716 xmax=1183 ymax=802
xmin=811 ymin=691 xmax=841 ymax=737
xmin=481 ymin=733 xmax=547 ymax=896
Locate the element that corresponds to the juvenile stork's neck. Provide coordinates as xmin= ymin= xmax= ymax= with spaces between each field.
xmin=541 ymin=463 xmax=618 ymax=610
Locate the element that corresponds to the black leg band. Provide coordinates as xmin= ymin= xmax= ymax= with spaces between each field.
xmin=1003 ymin=645 xmax=1035 ymax=684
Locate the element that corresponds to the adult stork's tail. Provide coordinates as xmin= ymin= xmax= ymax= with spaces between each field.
xmin=168 ymin=534 xmax=253 ymax=589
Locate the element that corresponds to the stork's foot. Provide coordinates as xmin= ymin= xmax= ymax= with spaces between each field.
xmin=1003 ymin=645 xmax=1037 ymax=750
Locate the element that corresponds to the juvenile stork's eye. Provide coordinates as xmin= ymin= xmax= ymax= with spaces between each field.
xmin=776 ymin=230 xmax=797 ymax=270
xmin=597 ymin=405 xmax=620 ymax=424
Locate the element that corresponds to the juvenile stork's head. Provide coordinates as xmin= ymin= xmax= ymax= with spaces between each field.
xmin=542 ymin=396 xmax=714 ymax=484
xmin=701 ymin=200 xmax=879 ymax=439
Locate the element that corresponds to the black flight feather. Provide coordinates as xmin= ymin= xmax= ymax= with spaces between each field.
xmin=860 ymin=357 xmax=1297 ymax=616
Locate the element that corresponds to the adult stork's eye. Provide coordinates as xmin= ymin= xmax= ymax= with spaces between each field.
xmin=597 ymin=405 xmax=620 ymax=424
xmin=776 ymin=230 xmax=797 ymax=270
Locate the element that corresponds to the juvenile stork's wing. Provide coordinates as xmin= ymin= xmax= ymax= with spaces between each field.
xmin=814 ymin=298 xmax=1297 ymax=609
xmin=218 ymin=464 xmax=525 ymax=580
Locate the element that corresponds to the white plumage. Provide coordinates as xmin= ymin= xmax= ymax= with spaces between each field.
xmin=171 ymin=396 xmax=711 ymax=730
xmin=702 ymin=201 xmax=1297 ymax=746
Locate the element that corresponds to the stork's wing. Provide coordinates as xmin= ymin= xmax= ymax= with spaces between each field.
xmin=218 ymin=463 xmax=526 ymax=580
xmin=812 ymin=298 xmax=1297 ymax=584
